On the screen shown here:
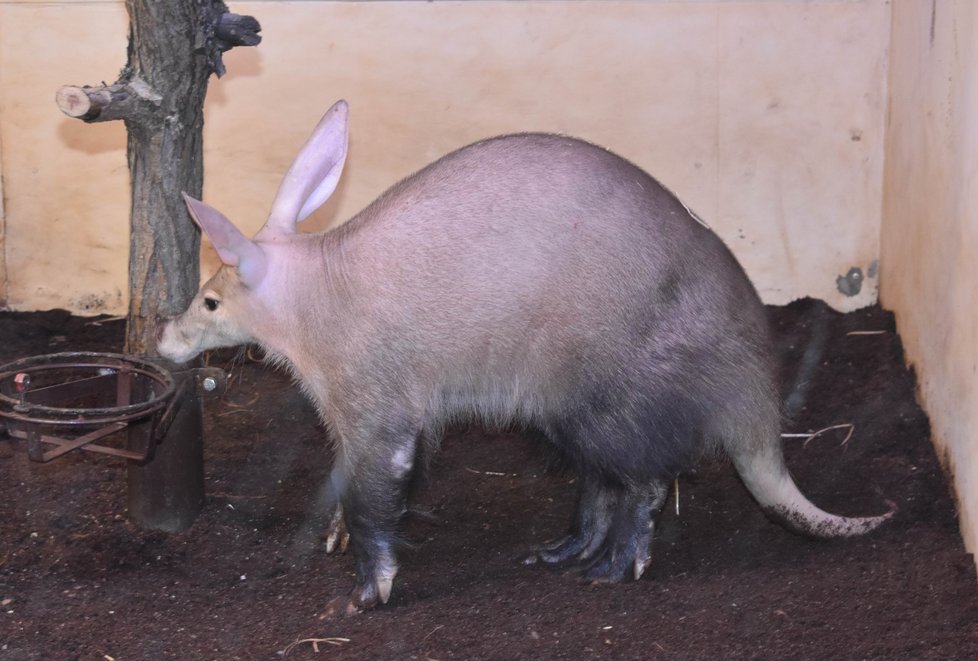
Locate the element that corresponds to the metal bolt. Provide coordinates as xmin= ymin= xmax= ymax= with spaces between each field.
xmin=14 ymin=373 xmax=31 ymax=411
xmin=202 ymin=376 xmax=217 ymax=392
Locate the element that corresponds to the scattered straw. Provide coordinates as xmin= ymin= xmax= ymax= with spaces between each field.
xmin=216 ymin=393 xmax=261 ymax=417
xmin=422 ymin=624 xmax=445 ymax=641
xmin=85 ymin=315 xmax=125 ymax=326
xmin=282 ymin=637 xmax=350 ymax=656
xmin=781 ymin=423 xmax=855 ymax=448
xmin=210 ymin=493 xmax=268 ymax=500
xmin=464 ymin=467 xmax=514 ymax=477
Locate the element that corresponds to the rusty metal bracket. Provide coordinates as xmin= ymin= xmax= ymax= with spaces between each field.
xmin=190 ymin=366 xmax=227 ymax=397
xmin=152 ymin=367 xmax=226 ymax=443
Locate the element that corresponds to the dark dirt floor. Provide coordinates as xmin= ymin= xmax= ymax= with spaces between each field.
xmin=1 ymin=299 xmax=977 ymax=660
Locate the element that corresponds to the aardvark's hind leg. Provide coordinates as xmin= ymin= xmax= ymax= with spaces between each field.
xmin=526 ymin=477 xmax=669 ymax=582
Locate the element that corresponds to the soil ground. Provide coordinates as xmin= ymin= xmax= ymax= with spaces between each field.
xmin=1 ymin=299 xmax=976 ymax=660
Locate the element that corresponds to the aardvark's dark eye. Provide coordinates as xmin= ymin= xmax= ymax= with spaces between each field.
xmin=204 ymin=297 xmax=220 ymax=312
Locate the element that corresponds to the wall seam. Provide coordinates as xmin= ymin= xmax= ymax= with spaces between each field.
xmin=0 ymin=9 xmax=8 ymax=310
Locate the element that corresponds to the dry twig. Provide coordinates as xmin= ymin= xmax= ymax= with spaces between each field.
xmin=464 ymin=467 xmax=514 ymax=477
xmin=781 ymin=423 xmax=855 ymax=448
xmin=282 ymin=636 xmax=350 ymax=656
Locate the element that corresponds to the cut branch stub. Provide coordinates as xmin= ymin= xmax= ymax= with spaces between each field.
xmin=199 ymin=7 xmax=262 ymax=77
xmin=56 ymin=85 xmax=131 ymax=122
xmin=216 ymin=13 xmax=262 ymax=48
xmin=56 ymin=78 xmax=162 ymax=124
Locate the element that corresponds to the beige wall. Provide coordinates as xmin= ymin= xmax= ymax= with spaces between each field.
xmin=0 ymin=1 xmax=131 ymax=313
xmin=882 ymin=1 xmax=978 ymax=558
xmin=0 ymin=0 xmax=890 ymax=314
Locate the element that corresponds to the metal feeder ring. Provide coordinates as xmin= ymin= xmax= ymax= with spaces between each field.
xmin=0 ymin=352 xmax=182 ymax=464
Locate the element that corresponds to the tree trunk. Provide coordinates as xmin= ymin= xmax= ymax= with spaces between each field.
xmin=57 ymin=0 xmax=260 ymax=531
xmin=124 ymin=0 xmax=225 ymax=353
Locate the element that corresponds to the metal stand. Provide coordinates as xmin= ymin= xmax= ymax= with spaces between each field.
xmin=0 ymin=352 xmax=225 ymax=531
xmin=127 ymin=367 xmax=206 ymax=531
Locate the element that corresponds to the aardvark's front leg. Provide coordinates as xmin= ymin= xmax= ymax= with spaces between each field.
xmin=319 ymin=422 xmax=418 ymax=618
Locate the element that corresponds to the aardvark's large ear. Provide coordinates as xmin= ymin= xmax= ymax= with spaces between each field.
xmin=182 ymin=193 xmax=267 ymax=288
xmin=262 ymin=100 xmax=349 ymax=237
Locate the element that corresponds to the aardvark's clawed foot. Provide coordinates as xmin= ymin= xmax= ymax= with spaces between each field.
xmin=319 ymin=594 xmax=360 ymax=620
xmin=524 ymin=478 xmax=668 ymax=583
xmin=318 ymin=572 xmax=396 ymax=620
xmin=323 ymin=504 xmax=349 ymax=554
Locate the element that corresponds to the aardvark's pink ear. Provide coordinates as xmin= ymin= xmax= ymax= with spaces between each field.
xmin=263 ymin=99 xmax=350 ymax=237
xmin=182 ymin=193 xmax=267 ymax=288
